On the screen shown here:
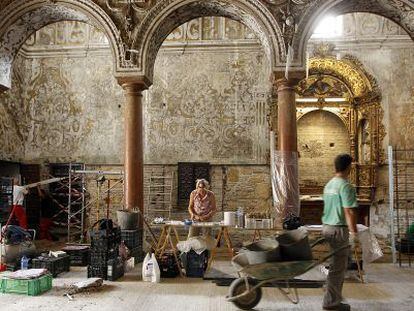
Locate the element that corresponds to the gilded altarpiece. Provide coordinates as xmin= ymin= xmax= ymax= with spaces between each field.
xmin=296 ymin=56 xmax=385 ymax=202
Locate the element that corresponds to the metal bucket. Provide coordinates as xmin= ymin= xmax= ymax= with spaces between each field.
xmin=116 ymin=210 xmax=139 ymax=230
xmin=276 ymin=228 xmax=313 ymax=261
xmin=239 ymin=239 xmax=281 ymax=265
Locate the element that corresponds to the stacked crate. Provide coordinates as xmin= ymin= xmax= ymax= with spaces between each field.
xmin=88 ymin=227 xmax=123 ymax=280
xmin=32 ymin=254 xmax=71 ymax=277
xmin=62 ymin=245 xmax=90 ymax=266
xmin=121 ymin=229 xmax=144 ymax=263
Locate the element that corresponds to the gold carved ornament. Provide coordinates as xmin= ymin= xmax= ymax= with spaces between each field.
xmin=296 ymin=56 xmax=384 ymax=201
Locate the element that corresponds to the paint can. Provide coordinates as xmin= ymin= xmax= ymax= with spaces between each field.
xmin=224 ymin=212 xmax=236 ymax=226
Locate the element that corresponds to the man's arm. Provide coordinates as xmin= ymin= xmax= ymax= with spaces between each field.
xmin=340 ymin=183 xmax=358 ymax=234
xmin=344 ymin=208 xmax=358 ymax=233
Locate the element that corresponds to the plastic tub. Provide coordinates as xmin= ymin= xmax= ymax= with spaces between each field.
xmin=276 ymin=228 xmax=313 ymax=261
xmin=116 ymin=210 xmax=139 ymax=230
xmin=240 ymin=239 xmax=281 ymax=265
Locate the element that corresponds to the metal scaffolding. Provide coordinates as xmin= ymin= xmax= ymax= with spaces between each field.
xmin=144 ymin=167 xmax=175 ymax=222
xmin=48 ymin=163 xmax=124 ymax=243
xmin=389 ymin=146 xmax=414 ymax=267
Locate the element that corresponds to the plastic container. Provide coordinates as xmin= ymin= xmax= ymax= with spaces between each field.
xmin=236 ymin=208 xmax=244 ymax=228
xmin=107 ymin=257 xmax=124 ymax=281
xmin=224 ymin=212 xmax=236 ymax=226
xmin=131 ymin=247 xmax=145 ymax=263
xmin=276 ymin=228 xmax=313 ymax=261
xmin=89 ymin=228 xmax=121 ymax=251
xmin=121 ymin=229 xmax=142 ymax=250
xmin=151 ymin=253 xmax=160 ymax=283
xmin=62 ymin=246 xmax=90 ymax=266
xmin=89 ymin=249 xmax=117 ymax=267
xmin=142 ymin=253 xmax=151 ymax=282
xmin=116 ymin=210 xmax=139 ymax=230
xmin=158 ymin=252 xmax=180 ymax=278
xmin=181 ymin=250 xmax=208 ymax=278
xmin=87 ymin=265 xmax=107 ymax=279
xmin=0 ymin=274 xmax=52 ymax=296
xmin=20 ymin=255 xmax=29 ymax=270
xmin=240 ymin=239 xmax=281 ymax=265
xmin=32 ymin=255 xmax=70 ymax=277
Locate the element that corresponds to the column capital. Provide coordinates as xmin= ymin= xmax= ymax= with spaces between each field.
xmin=117 ymin=75 xmax=152 ymax=92
xmin=273 ymin=70 xmax=306 ymax=91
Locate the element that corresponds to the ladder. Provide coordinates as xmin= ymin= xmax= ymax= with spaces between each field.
xmin=144 ymin=167 xmax=175 ymax=222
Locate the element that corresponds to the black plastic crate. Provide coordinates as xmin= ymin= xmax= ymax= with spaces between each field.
xmin=121 ymin=229 xmax=142 ymax=250
xmin=158 ymin=252 xmax=180 ymax=278
xmin=107 ymin=257 xmax=124 ymax=281
xmin=181 ymin=250 xmax=209 ymax=278
xmin=130 ymin=247 xmax=145 ymax=263
xmin=62 ymin=246 xmax=90 ymax=266
xmin=87 ymin=265 xmax=107 ymax=279
xmin=32 ymin=255 xmax=70 ymax=277
xmin=396 ymin=238 xmax=414 ymax=254
xmin=90 ymin=228 xmax=121 ymax=250
xmin=90 ymin=250 xmax=117 ymax=266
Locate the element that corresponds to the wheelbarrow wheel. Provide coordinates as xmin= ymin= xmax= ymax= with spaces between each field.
xmin=229 ymin=278 xmax=262 ymax=310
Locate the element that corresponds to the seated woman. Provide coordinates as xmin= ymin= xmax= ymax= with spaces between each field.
xmin=188 ymin=179 xmax=217 ymax=238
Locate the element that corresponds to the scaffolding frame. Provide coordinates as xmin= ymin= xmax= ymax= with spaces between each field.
xmin=144 ymin=167 xmax=175 ymax=222
xmin=48 ymin=163 xmax=124 ymax=243
xmin=389 ymin=146 xmax=414 ymax=267
xmin=69 ymin=165 xmax=124 ymax=243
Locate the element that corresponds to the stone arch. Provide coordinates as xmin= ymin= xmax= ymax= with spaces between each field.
xmin=0 ymin=0 xmax=124 ymax=90
xmin=293 ymin=0 xmax=414 ymax=68
xmin=133 ymin=0 xmax=284 ymax=83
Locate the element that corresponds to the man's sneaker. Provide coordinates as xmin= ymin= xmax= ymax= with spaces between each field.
xmin=323 ymin=303 xmax=351 ymax=311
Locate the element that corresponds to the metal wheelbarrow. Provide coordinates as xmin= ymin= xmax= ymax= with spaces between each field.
xmin=226 ymin=238 xmax=349 ymax=310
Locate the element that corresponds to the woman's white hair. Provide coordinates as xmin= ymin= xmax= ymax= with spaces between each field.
xmin=195 ymin=178 xmax=209 ymax=189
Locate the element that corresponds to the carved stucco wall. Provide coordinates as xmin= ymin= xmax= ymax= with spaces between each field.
xmin=0 ymin=21 xmax=124 ymax=163
xmin=308 ymin=13 xmax=414 ymax=238
xmin=0 ymin=17 xmax=271 ymax=165
xmin=298 ymin=110 xmax=350 ymax=187
xmin=1 ymin=13 xmax=414 ymax=237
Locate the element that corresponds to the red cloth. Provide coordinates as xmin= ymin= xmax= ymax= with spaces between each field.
xmin=12 ymin=204 xmax=28 ymax=229
xmin=40 ymin=218 xmax=53 ymax=240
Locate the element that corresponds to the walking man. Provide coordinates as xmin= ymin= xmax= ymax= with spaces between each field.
xmin=322 ymin=154 xmax=359 ymax=311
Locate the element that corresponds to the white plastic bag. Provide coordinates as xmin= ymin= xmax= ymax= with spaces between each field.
xmin=358 ymin=228 xmax=383 ymax=263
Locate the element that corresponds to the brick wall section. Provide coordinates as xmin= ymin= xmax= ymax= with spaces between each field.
xmin=298 ymin=110 xmax=350 ymax=188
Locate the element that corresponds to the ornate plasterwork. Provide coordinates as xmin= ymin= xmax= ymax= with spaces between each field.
xmin=0 ymin=4 xmax=89 ymax=89
xmin=293 ymin=0 xmax=414 ymax=68
xmin=145 ymin=48 xmax=271 ymax=164
xmin=0 ymin=0 xmax=126 ymax=90
xmin=296 ymin=55 xmax=385 ymax=199
xmin=134 ymin=0 xmax=284 ymax=82
xmin=308 ymin=57 xmax=370 ymax=98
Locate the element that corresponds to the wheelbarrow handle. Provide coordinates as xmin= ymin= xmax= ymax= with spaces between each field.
xmin=310 ymin=237 xmax=326 ymax=248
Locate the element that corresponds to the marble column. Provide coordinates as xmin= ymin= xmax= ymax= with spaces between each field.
xmin=118 ymin=77 xmax=150 ymax=227
xmin=272 ymin=72 xmax=304 ymax=222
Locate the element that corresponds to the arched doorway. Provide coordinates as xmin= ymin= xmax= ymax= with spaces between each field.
xmin=144 ymin=16 xmax=274 ymax=218
xmin=0 ymin=0 xmax=122 ymax=90
xmin=296 ymin=53 xmax=384 ymax=225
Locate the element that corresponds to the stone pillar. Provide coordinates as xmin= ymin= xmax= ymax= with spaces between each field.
xmin=272 ymin=72 xmax=304 ymax=224
xmin=275 ymin=77 xmax=300 ymax=152
xmin=118 ymin=77 xmax=150 ymax=227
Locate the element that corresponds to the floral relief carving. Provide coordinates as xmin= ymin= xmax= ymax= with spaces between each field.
xmin=0 ymin=4 xmax=90 ymax=88
xmin=144 ymin=49 xmax=271 ymax=164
